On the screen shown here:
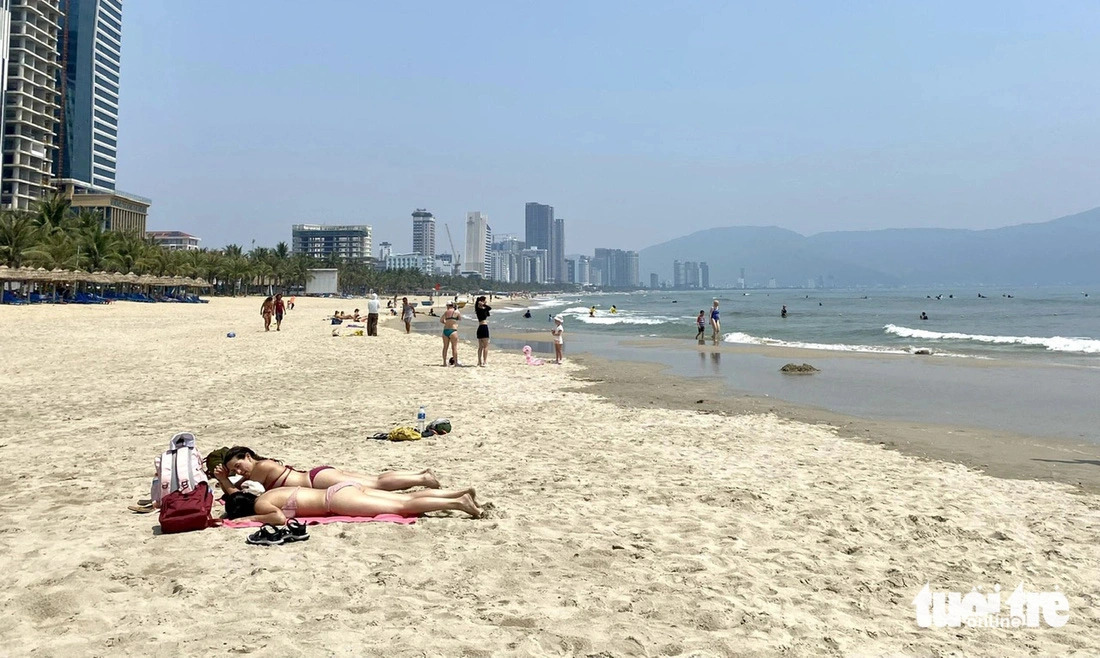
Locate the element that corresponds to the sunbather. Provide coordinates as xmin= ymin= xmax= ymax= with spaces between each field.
xmin=214 ymin=446 xmax=440 ymax=493
xmin=223 ymin=485 xmax=482 ymax=525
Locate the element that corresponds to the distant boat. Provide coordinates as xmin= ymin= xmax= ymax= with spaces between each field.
xmin=420 ymin=301 xmax=433 ymax=306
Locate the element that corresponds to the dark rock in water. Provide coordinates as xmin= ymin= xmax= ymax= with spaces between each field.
xmin=912 ymin=348 xmax=933 ymax=355
xmin=780 ymin=363 xmax=819 ymax=374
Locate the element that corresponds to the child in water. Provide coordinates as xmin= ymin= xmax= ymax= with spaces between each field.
xmin=695 ymin=311 xmax=706 ymax=339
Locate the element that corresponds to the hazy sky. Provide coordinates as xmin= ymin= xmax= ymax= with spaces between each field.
xmin=116 ymin=1 xmax=1100 ymax=254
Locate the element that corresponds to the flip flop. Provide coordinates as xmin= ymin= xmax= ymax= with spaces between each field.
xmin=246 ymin=524 xmax=289 ymax=546
xmin=284 ymin=519 xmax=310 ymax=542
xmin=128 ymin=502 xmax=155 ymax=513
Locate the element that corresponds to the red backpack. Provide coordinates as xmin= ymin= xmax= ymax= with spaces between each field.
xmin=156 ymin=433 xmax=214 ymax=534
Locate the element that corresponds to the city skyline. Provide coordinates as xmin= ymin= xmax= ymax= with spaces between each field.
xmin=112 ymin=3 xmax=1100 ymax=254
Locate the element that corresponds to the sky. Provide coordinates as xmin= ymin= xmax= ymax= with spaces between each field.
xmin=116 ymin=1 xmax=1100 ymax=255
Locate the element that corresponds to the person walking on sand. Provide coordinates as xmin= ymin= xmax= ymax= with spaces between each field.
xmin=475 ymin=295 xmax=491 ymax=366
xmin=287 ymin=296 xmax=295 ymax=311
xmin=441 ymin=302 xmax=462 ymax=366
xmin=710 ymin=300 xmax=721 ymax=340
xmin=401 ymin=297 xmax=417 ymax=334
xmin=695 ymin=310 xmax=706 ymax=339
xmin=366 ymin=293 xmax=380 ymax=336
xmin=551 ymin=314 xmax=564 ymax=364
xmin=261 ymin=296 xmax=274 ymax=331
xmin=274 ymin=294 xmax=286 ymax=331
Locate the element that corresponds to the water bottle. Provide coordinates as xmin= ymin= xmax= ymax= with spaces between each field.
xmin=416 ymin=406 xmax=427 ymax=434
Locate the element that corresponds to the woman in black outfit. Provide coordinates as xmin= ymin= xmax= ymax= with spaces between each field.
xmin=475 ymin=296 xmax=491 ymax=366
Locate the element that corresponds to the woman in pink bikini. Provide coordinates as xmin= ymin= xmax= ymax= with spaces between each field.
xmin=215 ymin=446 xmax=439 ymax=493
xmin=223 ymin=483 xmax=481 ymax=525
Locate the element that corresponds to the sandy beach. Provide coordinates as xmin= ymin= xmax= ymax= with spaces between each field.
xmin=1 ymin=296 xmax=1099 ymax=656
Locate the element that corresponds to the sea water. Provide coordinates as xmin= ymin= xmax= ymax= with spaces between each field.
xmin=492 ymin=286 xmax=1100 ymax=441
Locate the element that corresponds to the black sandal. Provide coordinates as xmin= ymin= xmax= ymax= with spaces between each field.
xmin=246 ymin=524 xmax=289 ymax=546
xmin=284 ymin=519 xmax=310 ymax=542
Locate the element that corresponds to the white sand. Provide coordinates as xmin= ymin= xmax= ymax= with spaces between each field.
xmin=0 ymin=296 xmax=1098 ymax=656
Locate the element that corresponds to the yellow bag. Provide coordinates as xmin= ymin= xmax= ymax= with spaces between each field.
xmin=388 ymin=427 xmax=422 ymax=441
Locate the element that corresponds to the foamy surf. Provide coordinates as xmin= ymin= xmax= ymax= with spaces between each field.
xmin=722 ymin=331 xmax=948 ymax=356
xmin=884 ymin=325 xmax=1100 ymax=354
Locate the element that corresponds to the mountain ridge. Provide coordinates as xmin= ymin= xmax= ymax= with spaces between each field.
xmin=638 ymin=207 xmax=1100 ymax=287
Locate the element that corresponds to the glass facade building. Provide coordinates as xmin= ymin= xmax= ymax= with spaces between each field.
xmin=57 ymin=0 xmax=122 ymax=189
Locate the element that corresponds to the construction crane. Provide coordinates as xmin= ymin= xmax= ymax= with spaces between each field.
xmin=444 ymin=223 xmax=461 ymax=276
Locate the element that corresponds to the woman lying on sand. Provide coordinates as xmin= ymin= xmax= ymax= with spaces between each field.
xmin=215 ymin=446 xmax=439 ymax=493
xmin=223 ymin=484 xmax=482 ymax=525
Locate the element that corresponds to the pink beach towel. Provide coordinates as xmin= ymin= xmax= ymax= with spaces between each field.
xmin=220 ymin=514 xmax=416 ymax=529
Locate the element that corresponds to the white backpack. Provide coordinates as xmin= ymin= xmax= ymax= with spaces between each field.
xmin=151 ymin=432 xmax=208 ymax=506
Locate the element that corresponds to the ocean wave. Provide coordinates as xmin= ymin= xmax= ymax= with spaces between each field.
xmin=722 ymin=331 xmax=938 ymax=356
xmin=884 ymin=325 xmax=1100 ymax=354
xmin=558 ymin=307 xmax=680 ymax=325
xmin=494 ymin=298 xmax=570 ymax=314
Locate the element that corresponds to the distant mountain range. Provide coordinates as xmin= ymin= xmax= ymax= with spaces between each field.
xmin=638 ymin=207 xmax=1100 ymax=287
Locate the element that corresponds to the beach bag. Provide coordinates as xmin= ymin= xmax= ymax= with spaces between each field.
xmin=388 ymin=427 xmax=422 ymax=442
xmin=159 ymin=482 xmax=214 ymax=534
xmin=155 ymin=432 xmax=214 ymax=533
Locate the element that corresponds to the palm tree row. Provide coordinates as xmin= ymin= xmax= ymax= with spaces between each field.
xmin=0 ymin=194 xmax=559 ymax=296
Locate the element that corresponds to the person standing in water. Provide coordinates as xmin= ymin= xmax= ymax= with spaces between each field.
xmin=261 ymin=296 xmax=274 ymax=332
xmin=781 ymin=305 xmax=787 ymax=318
xmin=589 ymin=306 xmax=596 ymax=317
xmin=695 ymin=310 xmax=706 ymax=339
xmin=475 ymin=295 xmax=491 ymax=366
xmin=710 ymin=300 xmax=721 ymax=340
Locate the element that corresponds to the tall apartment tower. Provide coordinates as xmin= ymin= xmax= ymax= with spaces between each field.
xmin=412 ymin=209 xmax=435 ymax=258
xmin=524 ymin=202 xmax=553 ymax=280
xmin=551 ymin=217 xmax=565 ymax=283
xmin=464 ymin=211 xmax=489 ymax=276
xmin=0 ymin=1 xmax=11 ymax=124
xmin=2 ymin=0 xmax=63 ymax=210
xmin=57 ymin=0 xmax=123 ymax=189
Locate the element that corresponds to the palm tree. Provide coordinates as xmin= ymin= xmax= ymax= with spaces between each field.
xmin=26 ymin=231 xmax=79 ymax=270
xmin=0 ymin=212 xmax=40 ymax=268
xmin=77 ymin=223 xmax=119 ymax=272
xmin=31 ymin=193 xmax=72 ymax=235
xmin=112 ymin=231 xmax=151 ymax=274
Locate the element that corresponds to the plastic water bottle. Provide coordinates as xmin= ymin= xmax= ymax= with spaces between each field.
xmin=416 ymin=406 xmax=427 ymax=434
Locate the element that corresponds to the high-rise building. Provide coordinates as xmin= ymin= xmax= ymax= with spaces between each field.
xmin=518 ymin=248 xmax=546 ymax=284
xmin=412 ymin=209 xmax=435 ymax=258
xmin=565 ymin=258 xmax=575 ymax=284
xmin=524 ymin=202 xmax=553 ymax=280
xmin=650 ymin=273 xmax=658 ymax=289
xmin=700 ymin=262 xmax=710 ymax=289
xmin=291 ymin=224 xmax=373 ymax=263
xmin=378 ymin=241 xmax=392 ymax=261
xmin=464 ymin=211 xmax=489 ymax=277
xmin=2 ymin=0 xmax=63 ymax=210
xmin=684 ymin=261 xmax=700 ymax=288
xmin=576 ymin=255 xmax=590 ymax=286
xmin=0 ymin=1 xmax=11 ymax=128
xmin=593 ymin=248 xmax=639 ymax=288
xmin=551 ymin=217 xmax=565 ymax=283
xmin=57 ymin=0 xmax=122 ymax=189
xmin=673 ymin=261 xmax=683 ymax=288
